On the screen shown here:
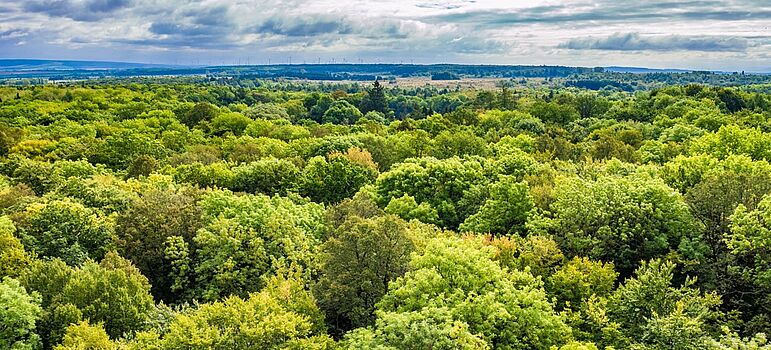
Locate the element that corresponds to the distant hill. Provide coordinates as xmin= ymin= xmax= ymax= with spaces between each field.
xmin=604 ymin=66 xmax=694 ymax=74
xmin=0 ymin=59 xmax=173 ymax=71
xmin=0 ymin=61 xmax=596 ymax=80
xmin=0 ymin=60 xmax=769 ymax=88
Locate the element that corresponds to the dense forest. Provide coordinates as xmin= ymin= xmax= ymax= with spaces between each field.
xmin=1 ymin=77 xmax=771 ymax=349
xmin=4 ymin=62 xmax=771 ymax=91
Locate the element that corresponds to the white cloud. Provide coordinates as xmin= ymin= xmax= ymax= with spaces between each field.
xmin=0 ymin=0 xmax=768 ymax=71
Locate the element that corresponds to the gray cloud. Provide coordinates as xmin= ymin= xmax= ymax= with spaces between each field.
xmin=428 ymin=1 xmax=770 ymax=29
xmin=559 ymin=33 xmax=749 ymax=52
xmin=254 ymin=17 xmax=352 ymax=37
xmin=0 ymin=29 xmax=27 ymax=40
xmin=447 ymin=36 xmax=510 ymax=54
xmin=114 ymin=37 xmax=242 ymax=50
xmin=415 ymin=1 xmax=471 ymax=10
xmin=0 ymin=0 xmax=768 ymax=71
xmin=149 ymin=21 xmax=231 ymax=37
xmin=23 ymin=0 xmax=132 ymax=21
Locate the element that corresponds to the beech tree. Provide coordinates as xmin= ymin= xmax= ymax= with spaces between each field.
xmin=346 ymin=237 xmax=571 ymax=349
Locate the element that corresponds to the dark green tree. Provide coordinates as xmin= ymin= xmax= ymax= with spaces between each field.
xmin=360 ymin=80 xmax=389 ymax=115
xmin=315 ymin=213 xmax=415 ymax=337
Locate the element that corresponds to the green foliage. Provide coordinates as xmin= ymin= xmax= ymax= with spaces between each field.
xmin=547 ymin=257 xmax=617 ymax=310
xmin=0 ymin=277 xmax=42 ymax=350
xmin=360 ymin=80 xmax=389 ymax=115
xmin=606 ymin=260 xmax=722 ymax=349
xmin=90 ymin=131 xmax=169 ymax=170
xmin=125 ymin=155 xmax=159 ymax=179
xmin=22 ymin=253 xmax=154 ymax=344
xmin=323 ymin=100 xmax=363 ymax=125
xmin=172 ymin=161 xmax=234 ymax=188
xmin=460 ymin=176 xmax=533 ymax=235
xmin=691 ymin=125 xmax=771 ymax=161
xmin=115 ymin=185 xmax=202 ymax=302
xmin=224 ymin=135 xmax=290 ymax=162
xmin=484 ymin=235 xmax=565 ymax=278
xmin=661 ymin=154 xmax=720 ymax=193
xmin=431 ymin=129 xmax=488 ymax=159
xmin=0 ymin=216 xmax=32 ymax=278
xmin=244 ymin=103 xmax=290 ymax=120
xmin=545 ymin=174 xmax=704 ymax=275
xmin=375 ymin=157 xmax=486 ymax=229
xmin=210 ymin=112 xmax=252 ymax=135
xmin=726 ymin=195 xmax=771 ymax=332
xmin=343 ymin=307 xmax=490 ymax=350
xmin=315 ymin=209 xmax=415 ymax=336
xmin=351 ymin=236 xmax=571 ymax=349
xmin=16 ymin=200 xmax=113 ymax=265
xmin=54 ymin=321 xmax=116 ymax=350
xmin=299 ymin=154 xmax=377 ymax=204
xmin=384 ymin=194 xmax=440 ymax=225
xmin=244 ymin=118 xmax=310 ymax=140
xmin=181 ymin=102 xmax=219 ymax=127
xmin=232 ymin=158 xmax=300 ymax=196
xmin=0 ymin=80 xmax=770 ymax=348
xmin=187 ymin=190 xmax=325 ymax=301
xmin=143 ymin=274 xmax=333 ymax=349
xmin=684 ymin=156 xmax=771 ymax=233
xmin=705 ymin=328 xmax=771 ymax=349
xmin=528 ymin=100 xmax=579 ymax=124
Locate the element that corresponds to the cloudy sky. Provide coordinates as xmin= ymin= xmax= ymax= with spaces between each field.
xmin=0 ymin=0 xmax=769 ymax=71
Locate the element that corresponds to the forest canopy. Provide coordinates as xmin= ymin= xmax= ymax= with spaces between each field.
xmin=0 ymin=77 xmax=770 ymax=349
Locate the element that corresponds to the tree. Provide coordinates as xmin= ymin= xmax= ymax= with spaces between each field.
xmin=384 ymin=194 xmax=440 ymax=225
xmin=573 ymin=93 xmax=610 ymax=119
xmin=606 ymin=260 xmax=722 ymax=349
xmin=299 ymin=155 xmax=377 ymax=204
xmin=90 ymin=130 xmax=169 ymax=170
xmin=690 ymin=125 xmax=771 ymax=161
xmin=232 ymin=158 xmax=300 ymax=196
xmin=309 ymin=95 xmax=334 ymax=122
xmin=185 ymin=190 xmax=325 ymax=302
xmin=322 ymin=100 xmax=363 ymax=125
xmin=714 ymin=87 xmax=746 ymax=113
xmin=0 ymin=216 xmax=32 ymax=278
xmin=145 ymin=274 xmax=334 ymax=349
xmin=664 ymin=156 xmax=771 ymax=318
xmin=243 ymin=103 xmax=289 ymax=120
xmin=115 ymin=185 xmax=202 ymax=302
xmin=375 ymin=157 xmax=487 ymax=229
xmin=360 ymin=80 xmax=389 ymax=115
xmin=343 ymin=308 xmax=490 ymax=350
xmin=347 ymin=237 xmax=571 ymax=349
xmin=546 ymin=257 xmax=617 ymax=311
xmin=17 ymin=200 xmax=113 ymax=266
xmin=685 ymin=162 xmax=771 ymax=238
xmin=0 ymin=277 xmax=42 ymax=350
xmin=210 ymin=112 xmax=252 ymax=135
xmin=315 ymin=213 xmax=415 ymax=337
xmin=484 ymin=235 xmax=565 ymax=279
xmin=0 ymin=123 xmax=24 ymax=156
xmin=125 ymin=154 xmax=158 ymax=179
xmin=498 ymin=84 xmax=515 ymax=110
xmin=54 ymin=321 xmax=116 ymax=350
xmin=430 ymin=129 xmax=489 ymax=159
xmin=22 ymin=252 xmax=154 ymax=344
xmin=726 ymin=195 xmax=771 ymax=333
xmin=173 ymin=162 xmax=235 ymax=189
xmin=460 ymin=176 xmax=533 ymax=235
xmin=527 ymin=101 xmax=578 ymax=124
xmin=181 ymin=102 xmax=219 ymax=127
xmin=545 ymin=174 xmax=704 ymax=276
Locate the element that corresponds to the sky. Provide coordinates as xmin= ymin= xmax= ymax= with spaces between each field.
xmin=0 ymin=0 xmax=769 ymax=71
